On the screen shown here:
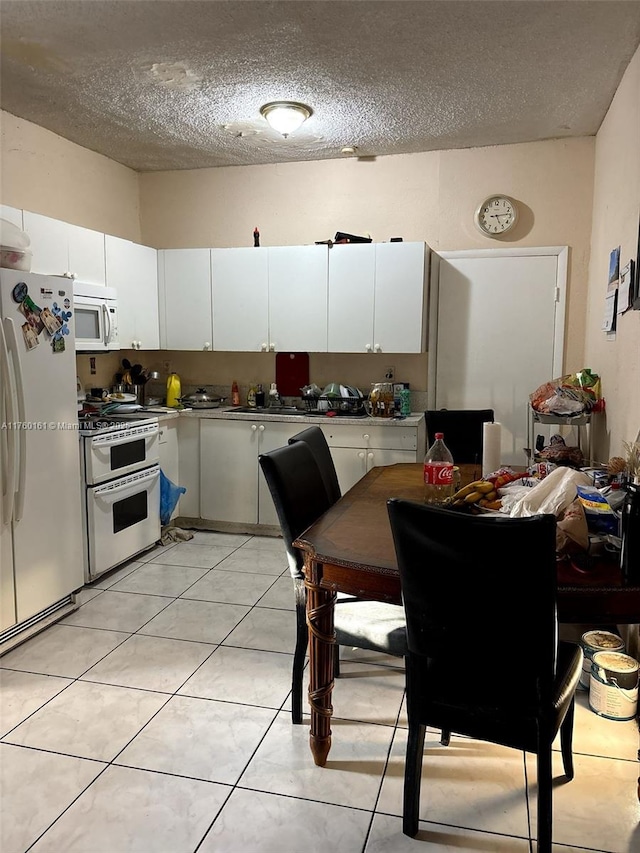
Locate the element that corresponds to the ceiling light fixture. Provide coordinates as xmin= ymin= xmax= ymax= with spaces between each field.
xmin=259 ymin=101 xmax=312 ymax=137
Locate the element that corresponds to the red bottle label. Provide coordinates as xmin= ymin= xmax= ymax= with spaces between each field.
xmin=423 ymin=462 xmax=454 ymax=485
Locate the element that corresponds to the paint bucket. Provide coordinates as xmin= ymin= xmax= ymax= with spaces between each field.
xmin=579 ymin=630 xmax=625 ymax=689
xmin=589 ymin=652 xmax=639 ymax=721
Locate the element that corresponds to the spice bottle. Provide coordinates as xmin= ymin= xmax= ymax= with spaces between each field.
xmin=231 ymin=380 xmax=240 ymax=406
xmin=255 ymin=384 xmax=265 ymax=408
xmin=247 ymin=385 xmax=257 ymax=407
xmin=423 ymin=433 xmax=454 ymax=505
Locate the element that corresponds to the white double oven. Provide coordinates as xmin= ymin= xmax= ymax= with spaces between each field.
xmin=79 ymin=415 xmax=161 ymax=581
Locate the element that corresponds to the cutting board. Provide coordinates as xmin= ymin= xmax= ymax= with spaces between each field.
xmin=275 ymin=352 xmax=310 ymax=396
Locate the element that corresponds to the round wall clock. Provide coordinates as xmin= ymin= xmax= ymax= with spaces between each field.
xmin=474 ymin=195 xmax=518 ymax=237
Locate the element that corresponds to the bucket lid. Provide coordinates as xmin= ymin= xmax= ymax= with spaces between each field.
xmin=592 ymin=651 xmax=639 ymax=672
xmin=581 ymin=630 xmax=624 ymax=650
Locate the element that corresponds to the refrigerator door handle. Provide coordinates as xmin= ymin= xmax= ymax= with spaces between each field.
xmin=0 ymin=319 xmax=17 ymax=526
xmin=4 ymin=319 xmax=27 ymax=523
xmin=102 ymin=303 xmax=112 ymax=347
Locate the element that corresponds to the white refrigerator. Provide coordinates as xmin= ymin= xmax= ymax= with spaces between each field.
xmin=0 ymin=269 xmax=84 ymax=644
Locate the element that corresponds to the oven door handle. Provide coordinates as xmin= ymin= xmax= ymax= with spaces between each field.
xmin=92 ymin=431 xmax=158 ymax=450
xmin=93 ymin=467 xmax=160 ymax=501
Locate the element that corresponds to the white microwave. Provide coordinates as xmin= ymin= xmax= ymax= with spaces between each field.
xmin=73 ymin=282 xmax=120 ymax=351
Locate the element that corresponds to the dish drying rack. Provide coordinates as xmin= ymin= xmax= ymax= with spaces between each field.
xmin=302 ymin=395 xmax=366 ymax=415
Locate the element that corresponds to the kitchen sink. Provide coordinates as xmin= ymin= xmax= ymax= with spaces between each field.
xmin=231 ymin=406 xmax=309 ymax=416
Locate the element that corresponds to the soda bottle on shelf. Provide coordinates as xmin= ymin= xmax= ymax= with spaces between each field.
xmin=423 ymin=432 xmax=454 ymax=505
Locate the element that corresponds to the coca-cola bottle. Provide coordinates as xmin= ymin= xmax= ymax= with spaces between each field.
xmin=423 ymin=432 xmax=454 ymax=505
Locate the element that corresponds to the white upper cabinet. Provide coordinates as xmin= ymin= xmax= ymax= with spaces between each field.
xmin=105 ymin=236 xmax=159 ymax=349
xmin=211 ymin=247 xmax=269 ymax=351
xmin=373 ymin=242 xmax=428 ymax=352
xmin=268 ymin=245 xmax=328 ymax=352
xmin=328 ymin=243 xmax=376 ymax=352
xmin=158 ymin=249 xmax=213 ymax=351
xmin=327 ymin=241 xmax=428 ymax=353
xmin=68 ymin=224 xmax=107 ymax=285
xmin=23 ymin=211 xmax=71 ymax=277
xmin=24 ymin=211 xmax=106 ymax=285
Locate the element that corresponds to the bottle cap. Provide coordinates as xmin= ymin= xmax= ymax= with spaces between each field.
xmin=435 ymin=432 xmax=444 ymax=439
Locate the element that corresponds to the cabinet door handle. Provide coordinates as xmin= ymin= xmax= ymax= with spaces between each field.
xmin=365 ymin=344 xmax=372 ymax=352
xmin=358 ymin=451 xmax=365 ymax=459
xmin=258 ymin=424 xmax=265 ymax=431
xmin=251 ymin=424 xmax=258 ymax=431
xmin=363 ymin=434 xmax=370 ymax=441
xmin=374 ymin=344 xmax=381 ymax=352
xmin=203 ymin=342 xmax=211 ymax=350
xmin=269 ymin=343 xmax=275 ymax=351
xmin=261 ymin=342 xmax=268 ymax=351
xmin=367 ymin=452 xmax=374 ymax=460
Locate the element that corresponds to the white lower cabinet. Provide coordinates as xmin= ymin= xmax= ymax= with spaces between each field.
xmin=158 ymin=422 xmax=179 ymax=521
xmin=200 ymin=419 xmax=296 ymax=527
xmin=177 ymin=417 xmax=201 ymax=519
xmin=320 ymin=421 xmax=424 ymax=494
xmin=197 ymin=416 xmax=425 ymax=528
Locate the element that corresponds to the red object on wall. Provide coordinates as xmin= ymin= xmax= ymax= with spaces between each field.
xmin=275 ymin=352 xmax=310 ymax=397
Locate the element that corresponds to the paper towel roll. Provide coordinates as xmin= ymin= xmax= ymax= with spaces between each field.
xmin=482 ymin=422 xmax=502 ymax=477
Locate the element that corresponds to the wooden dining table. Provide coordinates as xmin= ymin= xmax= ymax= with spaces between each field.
xmin=294 ymin=461 xmax=640 ymax=767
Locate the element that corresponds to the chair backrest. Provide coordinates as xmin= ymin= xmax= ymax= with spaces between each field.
xmin=288 ymin=426 xmax=342 ymax=505
xmin=387 ymin=499 xmax=558 ymax=710
xmin=259 ymin=441 xmax=334 ymax=580
xmin=424 ymin=409 xmax=494 ymax=464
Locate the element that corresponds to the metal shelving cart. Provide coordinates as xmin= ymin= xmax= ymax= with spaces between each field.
xmin=528 ymin=408 xmax=595 ymax=466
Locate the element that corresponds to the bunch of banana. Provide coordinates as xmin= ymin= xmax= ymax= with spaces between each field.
xmin=447 ymin=479 xmax=502 ymax=511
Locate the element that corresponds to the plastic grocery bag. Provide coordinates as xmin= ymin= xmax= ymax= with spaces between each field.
xmin=509 ymin=466 xmax=591 ymax=518
xmin=160 ymin=469 xmax=186 ymax=526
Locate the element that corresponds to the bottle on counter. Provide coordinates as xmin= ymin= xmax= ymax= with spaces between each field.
xmin=253 ymin=227 xmax=260 ymax=247
xmin=231 ymin=379 xmax=240 ymax=406
xmin=166 ymin=372 xmax=181 ymax=408
xmin=247 ymin=384 xmax=257 ymax=407
xmin=255 ymin=383 xmax=265 ymax=408
xmin=268 ymin=382 xmax=280 ymax=407
xmin=423 ymin=432 xmax=454 ymax=505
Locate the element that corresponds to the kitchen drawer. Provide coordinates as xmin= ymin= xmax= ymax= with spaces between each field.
xmin=320 ymin=422 xmax=419 ymax=451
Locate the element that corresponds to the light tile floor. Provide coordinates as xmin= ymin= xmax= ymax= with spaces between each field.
xmin=1 ymin=532 xmax=638 ymax=853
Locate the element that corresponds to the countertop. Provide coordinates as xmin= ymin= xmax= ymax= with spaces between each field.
xmin=111 ymin=406 xmax=425 ymax=428
xmin=179 ymin=407 xmax=425 ymax=427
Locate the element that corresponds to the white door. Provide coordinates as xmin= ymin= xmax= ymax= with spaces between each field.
xmin=268 ymin=245 xmax=328 ymax=352
xmin=211 ymin=248 xmax=269 ymax=351
xmin=374 ymin=242 xmax=428 ymax=353
xmin=158 ymin=249 xmax=212 ymax=351
xmin=106 ymin=236 xmax=159 ymax=349
xmin=430 ymin=248 xmax=566 ymax=465
xmin=327 ymin=243 xmax=375 ymax=353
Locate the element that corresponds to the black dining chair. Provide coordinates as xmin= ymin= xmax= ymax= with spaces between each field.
xmin=259 ymin=441 xmax=407 ymax=724
xmin=288 ymin=425 xmax=342 ymax=505
xmin=387 ymin=499 xmax=583 ymax=851
xmin=424 ymin=408 xmax=494 ymax=464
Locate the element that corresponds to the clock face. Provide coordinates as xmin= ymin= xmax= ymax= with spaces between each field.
xmin=475 ymin=196 xmax=518 ymax=236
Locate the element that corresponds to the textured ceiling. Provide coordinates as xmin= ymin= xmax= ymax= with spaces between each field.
xmin=1 ymin=1 xmax=639 ymax=172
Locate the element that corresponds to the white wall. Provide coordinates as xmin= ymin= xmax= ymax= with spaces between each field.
xmin=1 ymin=112 xmax=141 ymax=241
xmin=584 ymin=46 xmax=640 ymax=458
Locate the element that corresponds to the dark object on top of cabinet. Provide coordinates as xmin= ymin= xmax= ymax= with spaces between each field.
xmin=333 ymin=231 xmax=372 ymax=244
